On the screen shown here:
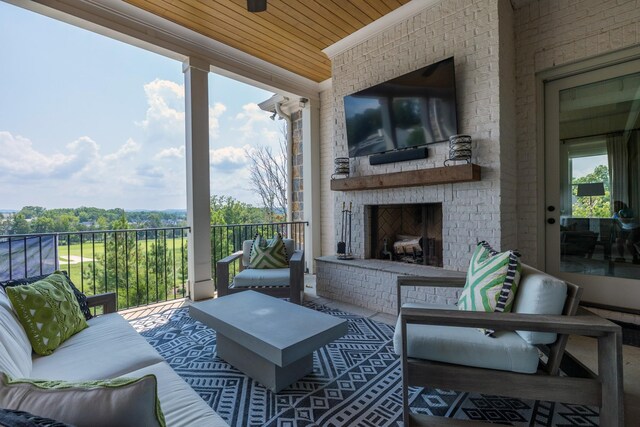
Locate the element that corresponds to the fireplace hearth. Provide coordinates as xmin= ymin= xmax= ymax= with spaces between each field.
xmin=366 ymin=203 xmax=443 ymax=267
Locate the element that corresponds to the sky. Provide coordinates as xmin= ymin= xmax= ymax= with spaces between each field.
xmin=0 ymin=2 xmax=284 ymax=210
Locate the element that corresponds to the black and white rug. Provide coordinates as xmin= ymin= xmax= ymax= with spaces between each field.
xmin=129 ymin=303 xmax=599 ymax=426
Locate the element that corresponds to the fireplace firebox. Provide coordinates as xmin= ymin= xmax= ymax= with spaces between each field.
xmin=366 ymin=203 xmax=443 ymax=267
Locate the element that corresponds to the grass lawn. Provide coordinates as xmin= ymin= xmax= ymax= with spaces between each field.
xmin=57 ymin=237 xmax=188 ymax=306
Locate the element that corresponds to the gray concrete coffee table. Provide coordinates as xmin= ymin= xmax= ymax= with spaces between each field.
xmin=189 ymin=290 xmax=349 ymax=392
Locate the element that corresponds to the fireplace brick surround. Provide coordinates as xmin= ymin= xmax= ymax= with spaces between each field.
xmin=316 ymin=257 xmax=465 ymax=316
xmin=319 ymin=0 xmax=519 ymax=277
xmin=315 ymin=0 xmax=518 ymax=313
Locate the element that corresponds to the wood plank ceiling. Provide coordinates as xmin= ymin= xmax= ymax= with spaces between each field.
xmin=124 ymin=0 xmax=411 ymax=82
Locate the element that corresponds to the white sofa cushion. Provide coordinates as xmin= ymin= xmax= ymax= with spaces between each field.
xmin=31 ymin=313 xmax=164 ymax=380
xmin=393 ymin=302 xmax=540 ymax=374
xmin=233 ymin=268 xmax=290 ymax=288
xmin=121 ymin=361 xmax=227 ymax=427
xmin=0 ymin=288 xmax=32 ymax=378
xmin=512 ymin=265 xmax=568 ymax=345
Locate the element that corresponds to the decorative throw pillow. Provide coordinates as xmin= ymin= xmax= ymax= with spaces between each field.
xmin=1 ymin=271 xmax=93 ymax=321
xmin=0 ymin=408 xmax=73 ymax=427
xmin=249 ymin=233 xmax=288 ymax=269
xmin=457 ymin=241 xmax=522 ymax=336
xmin=6 ymin=273 xmax=88 ymax=356
xmin=0 ymin=373 xmax=165 ymax=427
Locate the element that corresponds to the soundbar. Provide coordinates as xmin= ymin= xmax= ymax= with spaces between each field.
xmin=369 ymin=147 xmax=428 ymax=165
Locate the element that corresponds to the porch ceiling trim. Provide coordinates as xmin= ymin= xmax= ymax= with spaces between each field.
xmin=11 ymin=0 xmax=322 ymax=100
xmin=322 ymin=0 xmax=440 ymax=59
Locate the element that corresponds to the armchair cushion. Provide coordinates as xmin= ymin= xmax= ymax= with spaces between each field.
xmin=249 ymin=233 xmax=288 ymax=269
xmin=232 ymin=268 xmax=290 ymax=288
xmin=512 ymin=265 xmax=567 ymax=345
xmin=393 ymin=302 xmax=540 ymax=374
xmin=242 ymin=238 xmax=295 ymax=267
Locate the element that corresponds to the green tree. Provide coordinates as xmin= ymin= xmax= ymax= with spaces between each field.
xmin=210 ymin=195 xmax=267 ymax=225
xmin=572 ymin=164 xmax=611 ymax=218
xmin=96 ymin=216 xmax=109 ymax=231
xmin=19 ymin=206 xmax=46 ymax=219
xmin=11 ymin=214 xmax=31 ymax=234
xmin=31 ymin=216 xmax=55 ymax=233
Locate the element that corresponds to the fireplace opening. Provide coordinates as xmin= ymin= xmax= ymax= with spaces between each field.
xmin=366 ymin=203 xmax=443 ymax=267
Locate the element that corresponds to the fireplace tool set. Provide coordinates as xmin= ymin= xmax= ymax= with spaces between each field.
xmin=337 ymin=201 xmax=353 ymax=260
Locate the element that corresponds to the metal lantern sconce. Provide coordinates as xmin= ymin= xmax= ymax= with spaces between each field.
xmin=444 ymin=134 xmax=472 ymax=166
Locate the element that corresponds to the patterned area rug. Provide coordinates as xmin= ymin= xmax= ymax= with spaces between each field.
xmin=129 ymin=303 xmax=599 ymax=426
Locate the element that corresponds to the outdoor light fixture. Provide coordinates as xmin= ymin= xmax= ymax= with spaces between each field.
xmin=247 ymin=0 xmax=267 ymax=12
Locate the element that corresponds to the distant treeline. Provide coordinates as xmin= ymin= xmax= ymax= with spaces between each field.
xmin=0 ymin=206 xmax=187 ymax=235
xmin=0 ymin=196 xmax=286 ymax=235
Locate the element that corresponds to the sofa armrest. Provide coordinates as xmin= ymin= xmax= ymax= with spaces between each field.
xmin=289 ymin=250 xmax=304 ymax=304
xmin=86 ymin=292 xmax=117 ymax=314
xmin=400 ymin=306 xmax=620 ymax=337
xmin=396 ymin=275 xmax=466 ymax=314
xmin=216 ymin=250 xmax=244 ymax=297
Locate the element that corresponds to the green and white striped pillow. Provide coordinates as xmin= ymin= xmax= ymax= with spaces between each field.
xmin=458 ymin=241 xmax=522 ymax=336
xmin=249 ymin=233 xmax=288 ymax=269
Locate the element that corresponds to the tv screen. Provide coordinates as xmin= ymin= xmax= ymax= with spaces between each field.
xmin=344 ymin=57 xmax=458 ymax=158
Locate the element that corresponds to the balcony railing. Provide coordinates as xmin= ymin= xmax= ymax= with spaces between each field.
xmin=0 ymin=228 xmax=189 ymax=311
xmin=0 ymin=221 xmax=307 ymax=311
xmin=211 ymin=221 xmax=307 ymax=286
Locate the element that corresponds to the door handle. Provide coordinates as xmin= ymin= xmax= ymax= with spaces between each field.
xmin=547 ymin=218 xmax=556 ymax=224
xmin=547 ymin=206 xmax=555 ymax=212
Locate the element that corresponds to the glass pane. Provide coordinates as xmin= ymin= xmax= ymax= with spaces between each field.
xmin=559 ymin=71 xmax=640 ymax=279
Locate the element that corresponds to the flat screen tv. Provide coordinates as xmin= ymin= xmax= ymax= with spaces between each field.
xmin=343 ymin=57 xmax=458 ymax=158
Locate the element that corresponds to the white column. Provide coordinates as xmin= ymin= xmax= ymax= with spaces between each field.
xmin=183 ymin=57 xmax=214 ymax=300
xmin=302 ymin=100 xmax=321 ymax=273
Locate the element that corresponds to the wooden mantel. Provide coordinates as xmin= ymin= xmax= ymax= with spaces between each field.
xmin=330 ymin=163 xmax=480 ymax=191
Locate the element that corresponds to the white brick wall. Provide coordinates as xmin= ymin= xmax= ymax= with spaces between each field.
xmin=321 ymin=0 xmax=515 ymax=271
xmin=316 ymin=257 xmax=464 ymax=315
xmin=320 ymin=89 xmax=335 ymax=257
xmin=514 ymin=0 xmax=640 ymax=266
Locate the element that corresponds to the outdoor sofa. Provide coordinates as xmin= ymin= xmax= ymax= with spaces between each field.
xmin=0 ymin=286 xmax=227 ymax=427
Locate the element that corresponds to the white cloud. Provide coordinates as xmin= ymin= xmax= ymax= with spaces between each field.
xmin=209 ymin=102 xmax=226 ymax=139
xmin=210 ymin=145 xmax=251 ymax=171
xmin=0 ymin=132 xmax=100 ymax=178
xmin=137 ymin=79 xmax=226 ymax=142
xmin=0 ymin=78 xmax=282 ymax=210
xmin=104 ymin=138 xmax=140 ymax=161
xmin=137 ymin=79 xmax=185 ymax=134
xmin=234 ymin=103 xmax=272 ymax=142
xmin=154 ymin=146 xmax=185 ymax=160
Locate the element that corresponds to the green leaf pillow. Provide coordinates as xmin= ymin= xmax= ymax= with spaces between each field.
xmin=6 ymin=272 xmax=88 ymax=356
xmin=457 ymin=241 xmax=522 ymax=336
xmin=249 ymin=233 xmax=288 ymax=269
xmin=0 ymin=373 xmax=165 ymax=427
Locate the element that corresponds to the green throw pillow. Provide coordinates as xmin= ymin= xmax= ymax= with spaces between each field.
xmin=249 ymin=233 xmax=288 ymax=269
xmin=457 ymin=241 xmax=522 ymax=336
xmin=6 ymin=271 xmax=88 ymax=356
xmin=0 ymin=373 xmax=165 ymax=427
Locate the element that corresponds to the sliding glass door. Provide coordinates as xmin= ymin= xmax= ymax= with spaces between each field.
xmin=545 ymin=59 xmax=640 ymax=308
